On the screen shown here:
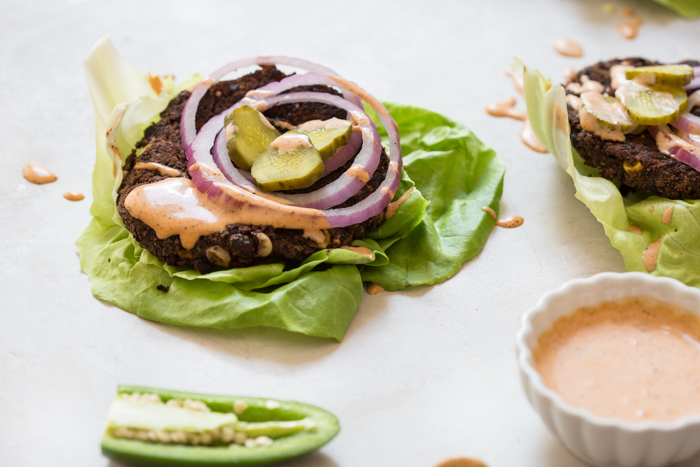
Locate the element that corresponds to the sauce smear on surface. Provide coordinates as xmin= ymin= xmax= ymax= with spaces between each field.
xmin=63 ymin=192 xmax=84 ymax=201
xmin=481 ymin=206 xmax=524 ymax=228
xmin=534 ymin=296 xmax=700 ymax=423
xmin=434 ymin=458 xmax=487 ymax=467
xmin=618 ymin=18 xmax=642 ymax=39
xmin=22 ymin=164 xmax=57 ymax=184
xmin=554 ymin=39 xmax=583 ymax=57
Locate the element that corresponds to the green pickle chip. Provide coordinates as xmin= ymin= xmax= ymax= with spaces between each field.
xmin=295 ymin=118 xmax=353 ymax=160
xmin=616 ymin=82 xmax=688 ymax=126
xmin=625 ymin=65 xmax=695 ymax=87
xmin=580 ymin=93 xmax=636 ymax=131
xmin=224 ymin=105 xmax=280 ymax=171
xmin=251 ymin=132 xmax=325 ymax=191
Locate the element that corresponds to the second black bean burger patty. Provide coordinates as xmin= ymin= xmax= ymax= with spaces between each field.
xmin=566 ymin=58 xmax=700 ymax=200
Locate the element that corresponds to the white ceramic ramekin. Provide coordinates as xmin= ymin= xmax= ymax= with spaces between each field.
xmin=516 ymin=272 xmax=700 ymax=467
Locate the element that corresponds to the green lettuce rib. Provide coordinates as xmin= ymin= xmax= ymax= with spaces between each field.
xmin=76 ymin=37 xmax=503 ymax=339
xmin=522 ymin=62 xmax=700 ymax=288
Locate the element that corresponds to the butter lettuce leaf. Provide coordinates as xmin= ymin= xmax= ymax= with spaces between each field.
xmin=76 ymin=37 xmax=502 ymax=340
xmin=361 ymin=104 xmax=506 ymax=290
xmin=523 ymin=63 xmax=700 ymax=288
xmin=650 ymin=0 xmax=700 ymax=18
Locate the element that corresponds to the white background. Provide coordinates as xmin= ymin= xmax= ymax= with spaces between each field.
xmin=2 ymin=0 xmax=700 ymax=466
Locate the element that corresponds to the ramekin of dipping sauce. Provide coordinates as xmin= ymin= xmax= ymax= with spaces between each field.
xmin=516 ymin=272 xmax=700 ymax=467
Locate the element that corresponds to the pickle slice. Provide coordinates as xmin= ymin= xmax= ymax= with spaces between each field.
xmin=625 ymin=65 xmax=695 ymax=87
xmin=251 ymin=145 xmax=324 ymax=192
xmin=296 ymin=118 xmax=353 ymax=160
xmin=224 ymin=106 xmax=280 ymax=171
xmin=616 ymin=82 xmax=688 ymax=126
xmin=580 ymin=93 xmax=636 ymax=131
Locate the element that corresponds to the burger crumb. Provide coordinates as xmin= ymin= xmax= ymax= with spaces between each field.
xmin=156 ymin=285 xmax=170 ymax=292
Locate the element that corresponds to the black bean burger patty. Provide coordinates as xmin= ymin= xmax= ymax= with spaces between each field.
xmin=566 ymin=58 xmax=700 ymax=200
xmin=117 ymin=66 xmax=388 ymax=274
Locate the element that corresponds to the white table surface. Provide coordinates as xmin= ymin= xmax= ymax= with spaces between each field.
xmin=3 ymin=0 xmax=700 ymax=465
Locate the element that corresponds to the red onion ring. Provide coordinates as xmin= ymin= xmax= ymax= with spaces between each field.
xmin=684 ymin=67 xmax=700 ymax=92
xmin=243 ymin=71 xmax=363 ymax=110
xmin=670 ymin=112 xmax=700 ymax=135
xmin=670 ymin=146 xmax=700 ymax=172
xmin=323 ymin=131 xmax=363 ymax=175
xmin=181 ymin=56 xmax=353 ymax=158
xmin=186 ymin=65 xmax=403 ymax=228
xmin=202 ymin=92 xmax=381 ymax=209
xmin=650 ymin=125 xmax=700 ymax=172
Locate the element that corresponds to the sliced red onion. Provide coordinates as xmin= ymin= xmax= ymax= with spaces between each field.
xmin=243 ymin=72 xmax=362 ymax=110
xmin=323 ymin=131 xmax=362 ymax=175
xmin=670 ymin=146 xmax=700 ymax=172
xmin=674 ymin=128 xmax=700 ymax=151
xmin=181 ymin=56 xmax=347 ymax=158
xmin=196 ymin=91 xmax=381 ymax=210
xmin=650 ymin=125 xmax=700 ymax=173
xmin=684 ymin=68 xmax=700 ymax=92
xmin=670 ymin=112 xmax=700 ymax=135
xmin=190 ymin=75 xmax=403 ymax=228
xmin=212 ymin=129 xmax=256 ymax=187
xmin=266 ymin=81 xmax=403 ymax=227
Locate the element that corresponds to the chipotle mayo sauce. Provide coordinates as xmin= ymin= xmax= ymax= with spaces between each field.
xmin=124 ymin=174 xmax=330 ymax=250
xmin=554 ymin=39 xmax=583 ymax=58
xmin=534 ymin=296 xmax=700 ymax=423
xmin=22 ymin=164 xmax=57 ymax=184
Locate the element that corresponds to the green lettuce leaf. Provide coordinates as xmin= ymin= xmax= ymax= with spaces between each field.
xmin=77 ymin=37 xmax=503 ymax=340
xmin=523 ymin=63 xmax=700 ymax=288
xmin=361 ymin=104 xmax=506 ymax=290
xmin=650 ymin=0 xmax=700 ymax=18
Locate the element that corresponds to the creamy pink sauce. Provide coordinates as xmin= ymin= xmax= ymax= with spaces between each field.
xmin=270 ymin=133 xmax=312 ymax=154
xmin=534 ymin=296 xmax=700 ymax=423
xmin=148 ymin=74 xmax=163 ymax=95
xmin=643 ymin=234 xmax=665 ymax=272
xmin=562 ymin=68 xmax=577 ymax=81
xmin=488 ymin=69 xmax=548 ymax=153
xmin=485 ymin=97 xmax=526 ymax=121
xmin=297 ymin=117 xmax=348 ymax=131
xmin=434 ymin=458 xmax=487 ymax=467
xmin=578 ymin=92 xmax=633 ymax=142
xmin=566 ymin=76 xmax=605 ymax=94
xmin=626 ymin=224 xmax=643 ymax=235
xmin=366 ymin=282 xmax=385 ymax=295
xmin=554 ymin=39 xmax=583 ymax=57
xmin=385 ymin=187 xmax=414 ymax=218
xmin=347 ymin=165 xmax=370 ymax=183
xmin=22 ymin=164 xmax=57 ymax=184
xmin=481 ymin=206 xmax=524 ymax=228
xmin=662 ymin=206 xmax=675 ymax=225
xmin=505 ymin=70 xmax=524 ymax=96
xmin=133 ymin=162 xmax=182 ymax=177
xmin=618 ymin=18 xmax=642 ymax=39
xmin=341 ymin=246 xmax=375 ymax=261
xmin=521 ymin=120 xmax=547 ymax=153
xmin=63 ymin=191 xmax=84 ymax=201
xmin=124 ymin=174 xmax=330 ymax=250
xmin=610 ymin=65 xmax=634 ymax=90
